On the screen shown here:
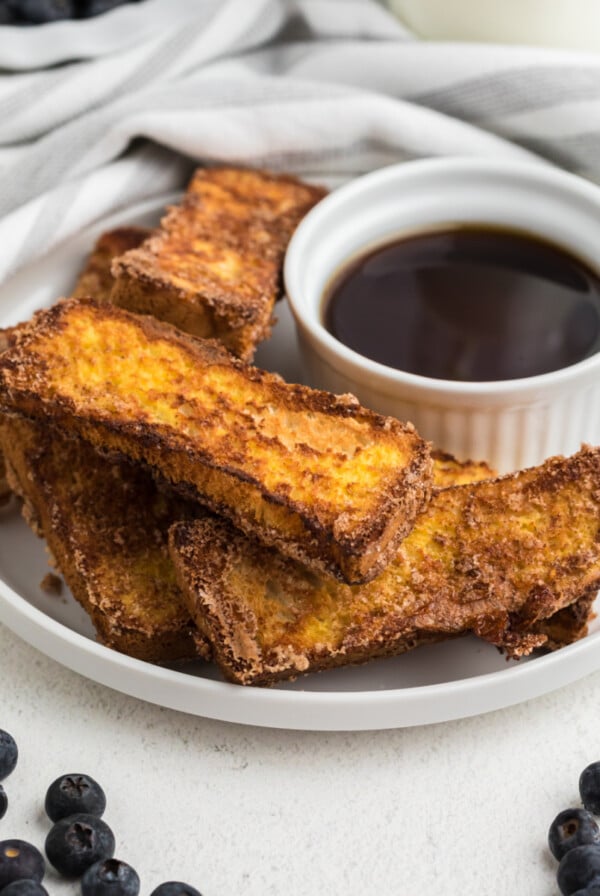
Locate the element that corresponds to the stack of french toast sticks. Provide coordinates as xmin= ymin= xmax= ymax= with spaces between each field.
xmin=1 ymin=166 xmax=600 ymax=687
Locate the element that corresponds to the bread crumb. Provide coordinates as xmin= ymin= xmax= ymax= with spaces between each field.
xmin=40 ymin=572 xmax=62 ymax=595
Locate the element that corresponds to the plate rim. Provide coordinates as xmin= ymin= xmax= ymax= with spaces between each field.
xmin=1 ymin=570 xmax=598 ymax=730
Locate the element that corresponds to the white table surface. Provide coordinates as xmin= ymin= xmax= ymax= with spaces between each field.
xmin=1 ymin=620 xmax=599 ymax=896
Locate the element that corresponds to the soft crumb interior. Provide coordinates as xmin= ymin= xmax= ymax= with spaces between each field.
xmin=23 ymin=307 xmax=415 ymax=525
xmin=229 ymin=493 xmax=463 ymax=652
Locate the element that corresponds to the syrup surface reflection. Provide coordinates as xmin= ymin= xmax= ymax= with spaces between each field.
xmin=323 ymin=227 xmax=600 ymax=382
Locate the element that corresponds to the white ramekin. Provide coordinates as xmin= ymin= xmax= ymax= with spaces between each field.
xmin=284 ymin=158 xmax=600 ymax=473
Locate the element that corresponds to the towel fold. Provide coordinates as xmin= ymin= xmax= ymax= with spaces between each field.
xmin=0 ymin=0 xmax=599 ymax=287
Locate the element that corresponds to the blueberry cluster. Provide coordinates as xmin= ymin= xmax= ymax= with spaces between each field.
xmin=549 ymin=762 xmax=600 ymax=894
xmin=0 ymin=730 xmax=201 ymax=896
xmin=0 ymin=0 xmax=143 ymax=26
xmin=0 ymin=731 xmax=18 ymax=822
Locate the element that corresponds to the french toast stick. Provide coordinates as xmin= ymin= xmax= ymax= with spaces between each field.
xmin=0 ymin=417 xmax=209 ymax=663
xmin=111 ymin=167 xmax=326 ymax=361
xmin=0 ymin=298 xmax=432 ymax=584
xmin=168 ymin=447 xmax=600 ymax=685
xmin=72 ymin=227 xmax=151 ymax=302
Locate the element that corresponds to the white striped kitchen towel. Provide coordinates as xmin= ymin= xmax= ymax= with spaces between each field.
xmin=0 ymin=0 xmax=599 ymax=286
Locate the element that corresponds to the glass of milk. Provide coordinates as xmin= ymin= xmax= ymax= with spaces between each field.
xmin=387 ymin=0 xmax=600 ymax=52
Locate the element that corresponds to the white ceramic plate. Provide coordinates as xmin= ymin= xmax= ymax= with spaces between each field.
xmin=0 ymin=194 xmax=599 ymax=731
xmin=0 ymin=0 xmax=197 ymax=70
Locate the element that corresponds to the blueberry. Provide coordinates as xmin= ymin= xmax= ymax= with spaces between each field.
xmin=45 ymin=774 xmax=106 ymax=822
xmin=550 ymin=809 xmax=600 ymax=861
xmin=0 ymin=731 xmax=18 ymax=781
xmin=581 ymin=763 xmax=600 ymax=815
xmin=0 ymin=785 xmax=7 ymax=820
xmin=0 ymin=841 xmax=45 ymax=889
xmin=45 ymin=814 xmax=115 ymax=878
xmin=558 ymin=844 xmax=600 ymax=895
xmin=81 ymin=858 xmax=140 ymax=896
xmin=0 ymin=6 xmax=20 ymax=24
xmin=79 ymin=0 xmax=134 ymax=17
xmin=0 ymin=881 xmax=49 ymax=896
xmin=150 ymin=883 xmax=203 ymax=896
xmin=6 ymin=0 xmax=76 ymax=23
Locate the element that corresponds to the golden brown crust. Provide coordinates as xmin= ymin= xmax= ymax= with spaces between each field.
xmin=0 ymin=298 xmax=433 ymax=584
xmin=0 ymin=326 xmax=16 ymax=504
xmin=72 ymin=227 xmax=151 ymax=302
xmin=0 ymin=417 xmax=209 ymax=664
xmin=169 ymin=446 xmax=600 ymax=685
xmin=431 ymin=448 xmax=496 ymax=488
xmin=532 ymin=589 xmax=596 ymax=650
xmin=0 ymin=457 xmax=10 ymax=505
xmin=110 ymin=167 xmax=326 ymax=361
